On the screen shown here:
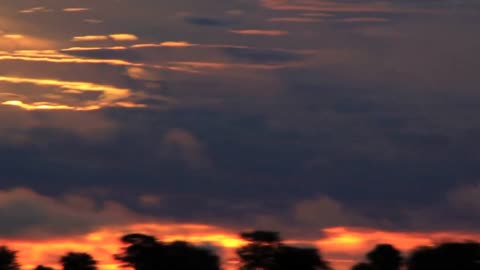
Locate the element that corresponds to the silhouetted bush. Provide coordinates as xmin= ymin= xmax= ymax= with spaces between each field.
xmin=34 ymin=265 xmax=54 ymax=270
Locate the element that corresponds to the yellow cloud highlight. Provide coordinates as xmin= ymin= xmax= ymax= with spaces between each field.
xmin=109 ymin=34 xmax=139 ymax=41
xmin=2 ymin=100 xmax=100 ymax=111
xmin=72 ymin=34 xmax=139 ymax=42
xmin=0 ymin=52 xmax=151 ymax=69
xmin=3 ymin=34 xmax=24 ymax=39
xmin=0 ymin=76 xmax=146 ymax=111
xmin=131 ymin=41 xmax=195 ymax=48
xmin=0 ymin=76 xmax=129 ymax=102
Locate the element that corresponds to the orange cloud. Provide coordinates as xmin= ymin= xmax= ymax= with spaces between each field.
xmin=84 ymin=19 xmax=103 ymax=24
xmin=109 ymin=34 xmax=139 ymax=41
xmin=0 ymin=51 xmax=155 ymax=69
xmin=0 ymin=34 xmax=54 ymax=50
xmin=0 ymin=76 xmax=130 ymax=102
xmin=3 ymin=34 xmax=24 ymax=39
xmin=72 ymin=35 xmax=109 ymax=42
xmin=131 ymin=41 xmax=195 ymax=48
xmin=0 ymin=76 xmax=147 ymax=111
xmin=229 ymin=29 xmax=288 ymax=36
xmin=19 ymin=7 xmax=52 ymax=14
xmin=63 ymin=8 xmax=90 ymax=12
xmin=316 ymin=227 xmax=480 ymax=270
xmin=1 ymin=223 xmax=245 ymax=270
xmin=72 ymin=34 xmax=138 ymax=42
xmin=1 ymin=100 xmax=100 ymax=111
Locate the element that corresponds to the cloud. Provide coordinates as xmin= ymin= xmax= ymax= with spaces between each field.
xmin=0 ymin=188 xmax=142 ymax=238
xmin=161 ymin=128 xmax=212 ymax=169
xmin=294 ymin=196 xmax=371 ymax=228
xmin=1 ymin=0 xmax=480 ymax=248
xmin=138 ymin=195 xmax=163 ymax=207
xmin=63 ymin=8 xmax=90 ymax=13
xmin=2 ymin=34 xmax=24 ymax=40
xmin=126 ymin=67 xmax=164 ymax=81
xmin=268 ymin=17 xmax=323 ymax=23
xmin=184 ymin=16 xmax=233 ymax=27
xmin=0 ymin=75 xmax=140 ymax=110
xmin=229 ymin=29 xmax=289 ymax=36
xmin=109 ymin=34 xmax=139 ymax=41
xmin=448 ymin=183 xmax=480 ymax=213
xmin=0 ymin=34 xmax=54 ymax=50
xmin=19 ymin=7 xmax=52 ymax=14
xmin=0 ymin=106 xmax=116 ymax=143
xmin=72 ymin=35 xmax=109 ymax=42
xmin=223 ymin=47 xmax=308 ymax=64
xmin=339 ymin=17 xmax=390 ymax=23
xmin=84 ymin=19 xmax=103 ymax=24
xmin=260 ymin=0 xmax=436 ymax=13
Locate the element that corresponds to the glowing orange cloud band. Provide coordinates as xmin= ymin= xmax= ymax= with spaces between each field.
xmin=2 ymin=224 xmax=479 ymax=270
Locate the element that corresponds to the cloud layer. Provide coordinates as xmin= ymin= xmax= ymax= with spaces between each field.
xmin=1 ymin=1 xmax=480 ymax=269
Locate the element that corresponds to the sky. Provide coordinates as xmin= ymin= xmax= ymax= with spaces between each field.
xmin=1 ymin=0 xmax=480 ymax=269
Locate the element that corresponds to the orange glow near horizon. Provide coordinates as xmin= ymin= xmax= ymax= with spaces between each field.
xmin=2 ymin=224 xmax=480 ymax=270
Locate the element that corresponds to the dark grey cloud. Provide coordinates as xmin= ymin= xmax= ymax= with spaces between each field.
xmin=0 ymin=188 xmax=143 ymax=239
xmin=1 ymin=0 xmax=480 ymax=240
xmin=223 ymin=47 xmax=308 ymax=64
xmin=184 ymin=16 xmax=235 ymax=27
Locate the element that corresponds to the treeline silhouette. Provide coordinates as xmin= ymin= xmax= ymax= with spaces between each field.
xmin=1 ymin=231 xmax=479 ymax=270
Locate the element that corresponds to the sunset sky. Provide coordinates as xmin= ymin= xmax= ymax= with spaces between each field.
xmin=1 ymin=0 xmax=480 ymax=270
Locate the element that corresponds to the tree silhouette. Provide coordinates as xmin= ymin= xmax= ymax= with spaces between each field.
xmin=275 ymin=246 xmax=330 ymax=270
xmin=407 ymin=242 xmax=480 ymax=270
xmin=34 ymin=265 xmax=54 ymax=270
xmin=351 ymin=262 xmax=373 ymax=270
xmin=60 ymin=252 xmax=97 ymax=270
xmin=237 ymin=231 xmax=330 ymax=270
xmin=406 ymin=246 xmax=437 ymax=270
xmin=237 ymin=231 xmax=280 ymax=270
xmin=115 ymin=233 xmax=220 ymax=270
xmin=0 ymin=246 xmax=19 ymax=270
xmin=115 ymin=234 xmax=163 ymax=270
xmin=366 ymin=244 xmax=403 ymax=270
xmin=163 ymin=241 xmax=220 ymax=270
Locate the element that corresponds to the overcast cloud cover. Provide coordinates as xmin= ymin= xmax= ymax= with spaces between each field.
xmin=1 ymin=0 xmax=480 ymax=247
